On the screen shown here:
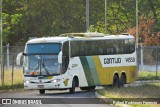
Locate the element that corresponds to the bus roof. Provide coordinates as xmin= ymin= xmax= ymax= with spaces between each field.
xmin=27 ymin=33 xmax=134 ymax=44
xmin=60 ymin=32 xmax=105 ymax=37
xmin=27 ymin=37 xmax=69 ymax=44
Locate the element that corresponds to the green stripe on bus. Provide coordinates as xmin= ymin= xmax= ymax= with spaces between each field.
xmin=86 ymin=56 xmax=101 ymax=85
xmin=80 ymin=56 xmax=95 ymax=86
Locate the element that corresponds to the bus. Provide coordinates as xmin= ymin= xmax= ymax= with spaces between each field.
xmin=16 ymin=32 xmax=137 ymax=94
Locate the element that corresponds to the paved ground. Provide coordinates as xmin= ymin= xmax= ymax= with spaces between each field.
xmin=1 ymin=80 xmax=158 ymax=107
xmin=0 ymin=87 xmax=114 ymax=107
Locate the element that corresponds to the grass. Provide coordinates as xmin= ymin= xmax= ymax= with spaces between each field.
xmin=97 ymin=83 xmax=160 ymax=107
xmin=0 ymin=68 xmax=24 ymax=90
xmin=137 ymin=71 xmax=160 ymax=80
xmin=98 ymin=83 xmax=160 ymax=98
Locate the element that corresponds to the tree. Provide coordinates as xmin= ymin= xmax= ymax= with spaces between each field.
xmin=128 ymin=17 xmax=160 ymax=46
xmin=2 ymin=0 xmax=160 ymax=46
xmin=90 ymin=0 xmax=136 ymax=34
xmin=2 ymin=0 xmax=25 ymax=45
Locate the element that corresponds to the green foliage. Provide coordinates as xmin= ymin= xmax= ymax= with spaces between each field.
xmin=89 ymin=21 xmax=105 ymax=33
xmin=2 ymin=13 xmax=23 ymax=44
xmin=2 ymin=13 xmax=10 ymax=43
xmin=11 ymin=14 xmax=22 ymax=25
xmin=2 ymin=0 xmax=160 ymax=46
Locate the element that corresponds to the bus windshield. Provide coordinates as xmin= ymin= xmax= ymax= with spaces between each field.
xmin=24 ymin=43 xmax=62 ymax=76
xmin=24 ymin=55 xmax=61 ymax=76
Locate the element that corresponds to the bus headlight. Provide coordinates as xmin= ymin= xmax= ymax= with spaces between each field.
xmin=52 ymin=79 xmax=60 ymax=83
xmin=24 ymin=80 xmax=30 ymax=83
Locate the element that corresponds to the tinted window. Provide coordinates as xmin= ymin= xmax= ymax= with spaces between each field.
xmin=70 ymin=38 xmax=135 ymax=57
xmin=62 ymin=41 xmax=69 ymax=73
xmin=26 ymin=43 xmax=61 ymax=54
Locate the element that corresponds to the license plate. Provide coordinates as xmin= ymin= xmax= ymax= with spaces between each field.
xmin=38 ymin=85 xmax=44 ymax=88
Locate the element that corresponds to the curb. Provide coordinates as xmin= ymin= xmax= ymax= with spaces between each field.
xmin=125 ymin=80 xmax=160 ymax=87
xmin=95 ymin=91 xmax=113 ymax=104
xmin=95 ymin=91 xmax=107 ymax=99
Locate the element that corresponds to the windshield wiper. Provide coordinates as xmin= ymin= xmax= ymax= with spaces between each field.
xmin=32 ymin=55 xmax=50 ymax=75
xmin=33 ymin=57 xmax=40 ymax=75
xmin=41 ymin=58 xmax=50 ymax=75
xmin=33 ymin=64 xmax=39 ymax=72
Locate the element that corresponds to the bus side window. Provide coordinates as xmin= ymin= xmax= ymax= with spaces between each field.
xmin=110 ymin=48 xmax=114 ymax=54
xmin=81 ymin=41 xmax=86 ymax=56
xmin=124 ymin=39 xmax=135 ymax=54
xmin=129 ymin=39 xmax=135 ymax=53
xmin=79 ymin=41 xmax=84 ymax=56
xmin=84 ymin=45 xmax=87 ymax=56
xmin=130 ymin=45 xmax=135 ymax=53
xmin=93 ymin=40 xmax=98 ymax=55
xmin=87 ymin=41 xmax=91 ymax=55
xmin=71 ymin=41 xmax=80 ymax=57
xmin=98 ymin=40 xmax=103 ymax=55
xmin=62 ymin=41 xmax=69 ymax=73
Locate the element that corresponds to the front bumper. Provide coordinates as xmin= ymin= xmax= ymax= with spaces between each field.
xmin=24 ymin=82 xmax=62 ymax=90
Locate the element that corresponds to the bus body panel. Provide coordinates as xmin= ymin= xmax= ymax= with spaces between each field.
xmin=68 ymin=57 xmax=89 ymax=87
xmin=67 ymin=52 xmax=136 ymax=87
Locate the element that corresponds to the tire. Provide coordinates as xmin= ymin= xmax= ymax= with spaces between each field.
xmin=69 ymin=78 xmax=76 ymax=94
xmin=39 ymin=90 xmax=45 ymax=94
xmin=80 ymin=87 xmax=87 ymax=90
xmin=88 ymin=86 xmax=95 ymax=90
xmin=120 ymin=74 xmax=126 ymax=87
xmin=80 ymin=86 xmax=95 ymax=90
xmin=113 ymin=74 xmax=120 ymax=88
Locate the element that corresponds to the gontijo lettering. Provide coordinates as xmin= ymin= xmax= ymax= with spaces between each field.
xmin=104 ymin=58 xmax=121 ymax=64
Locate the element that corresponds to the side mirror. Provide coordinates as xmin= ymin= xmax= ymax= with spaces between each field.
xmin=16 ymin=52 xmax=23 ymax=66
xmin=58 ymin=51 xmax=62 ymax=64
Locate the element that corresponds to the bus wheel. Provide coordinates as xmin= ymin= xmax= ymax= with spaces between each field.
xmin=88 ymin=86 xmax=95 ymax=90
xmin=113 ymin=74 xmax=120 ymax=88
xmin=39 ymin=90 xmax=45 ymax=94
xmin=69 ymin=78 xmax=76 ymax=94
xmin=80 ymin=86 xmax=95 ymax=90
xmin=80 ymin=87 xmax=87 ymax=90
xmin=120 ymin=74 xmax=126 ymax=87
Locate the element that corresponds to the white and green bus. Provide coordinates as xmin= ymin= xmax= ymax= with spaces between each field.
xmin=16 ymin=32 xmax=137 ymax=94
